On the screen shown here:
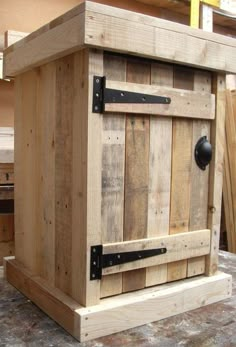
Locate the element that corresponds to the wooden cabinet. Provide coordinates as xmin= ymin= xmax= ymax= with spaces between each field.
xmin=3 ymin=1 xmax=235 ymax=342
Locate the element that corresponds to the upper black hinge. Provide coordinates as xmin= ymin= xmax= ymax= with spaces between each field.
xmin=90 ymin=245 xmax=167 ymax=280
xmin=92 ymin=76 xmax=171 ymax=113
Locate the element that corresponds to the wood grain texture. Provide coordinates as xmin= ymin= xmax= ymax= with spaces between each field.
xmin=104 ymin=80 xmax=215 ymax=120
xmin=101 ymin=53 xmax=126 ymax=298
xmin=14 ymin=70 xmax=40 ymax=273
xmin=37 ymin=62 xmax=56 ymax=284
xmin=71 ymin=50 xmax=89 ymax=305
xmin=4 ymin=1 xmax=236 ymax=77
xmin=79 ymin=271 xmax=232 ymax=342
xmin=84 ymin=49 xmax=103 ymax=305
xmin=206 ymin=74 xmax=226 ymax=275
xmin=188 ymin=71 xmax=211 ymax=277
xmin=123 ymin=59 xmax=150 ymax=293
xmin=102 ymin=229 xmax=210 ymax=275
xmin=168 ymin=67 xmax=193 ymax=282
xmin=146 ymin=62 xmax=173 ymax=287
xmin=55 ymin=55 xmax=74 ymax=296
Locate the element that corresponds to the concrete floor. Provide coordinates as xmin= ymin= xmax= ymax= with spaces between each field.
xmin=0 ymin=251 xmax=236 ymax=347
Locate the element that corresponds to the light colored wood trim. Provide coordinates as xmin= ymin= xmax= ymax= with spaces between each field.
xmin=206 ymin=74 xmax=226 ymax=275
xmin=3 ymin=12 xmax=85 ymax=78
xmin=4 ymin=257 xmax=232 ymax=342
xmin=3 ymin=2 xmax=236 ymax=77
xmin=79 ymin=271 xmax=232 ymax=341
xmin=84 ymin=49 xmax=103 ymax=305
xmin=102 ymin=229 xmax=210 ymax=275
xmin=104 ymin=80 xmax=215 ymax=119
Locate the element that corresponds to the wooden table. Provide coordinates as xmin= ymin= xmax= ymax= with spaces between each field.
xmin=0 ymin=250 xmax=235 ymax=346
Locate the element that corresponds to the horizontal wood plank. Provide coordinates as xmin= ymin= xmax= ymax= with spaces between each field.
xmin=104 ymin=80 xmax=215 ymax=119
xmin=102 ymin=229 xmax=210 ymax=275
xmin=3 ymin=13 xmax=85 ymax=78
xmin=85 ymin=4 xmax=236 ymax=74
xmin=3 ymin=1 xmax=236 ymax=77
xmin=79 ymin=271 xmax=232 ymax=341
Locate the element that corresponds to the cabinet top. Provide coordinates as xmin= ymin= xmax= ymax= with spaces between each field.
xmin=3 ymin=1 xmax=236 ymax=77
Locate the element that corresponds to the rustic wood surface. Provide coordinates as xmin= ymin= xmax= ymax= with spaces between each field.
xmin=0 ymin=251 xmax=235 ymax=346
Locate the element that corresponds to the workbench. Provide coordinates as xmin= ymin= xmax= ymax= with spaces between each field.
xmin=0 ymin=251 xmax=235 ymax=346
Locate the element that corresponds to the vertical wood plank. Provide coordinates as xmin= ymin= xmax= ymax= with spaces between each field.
xmin=146 ymin=63 xmax=173 ymax=287
xmin=188 ymin=71 xmax=211 ymax=277
xmin=14 ymin=71 xmax=40 ymax=274
xmin=85 ymin=49 xmax=103 ymax=305
xmin=101 ymin=53 xmax=126 ymax=298
xmin=55 ymin=55 xmax=74 ymax=296
xmin=37 ymin=62 xmax=56 ymax=285
xmin=168 ymin=67 xmax=193 ymax=282
xmin=123 ymin=59 xmax=150 ymax=293
xmin=71 ymin=49 xmax=88 ymax=305
xmin=206 ymin=74 xmax=226 ymax=275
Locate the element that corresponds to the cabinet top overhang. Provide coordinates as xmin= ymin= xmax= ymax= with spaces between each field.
xmin=3 ymin=1 xmax=236 ymax=77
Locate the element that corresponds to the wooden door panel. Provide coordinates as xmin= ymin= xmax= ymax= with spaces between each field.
xmin=100 ymin=53 xmax=213 ymax=298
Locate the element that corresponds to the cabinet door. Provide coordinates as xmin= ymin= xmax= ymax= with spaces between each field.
xmin=98 ymin=52 xmax=216 ymax=298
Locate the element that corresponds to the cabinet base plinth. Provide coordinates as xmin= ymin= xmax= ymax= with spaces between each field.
xmin=4 ymin=257 xmax=232 ymax=342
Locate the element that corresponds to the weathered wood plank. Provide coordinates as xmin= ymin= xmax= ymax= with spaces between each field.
xmin=123 ymin=59 xmax=150 ymax=293
xmin=206 ymin=74 xmax=226 ymax=275
xmin=146 ymin=62 xmax=173 ymax=287
xmin=188 ymin=71 xmax=211 ymax=277
xmin=4 ymin=2 xmax=236 ymax=77
xmin=101 ymin=53 xmax=126 ymax=298
xmin=103 ymin=229 xmax=210 ymax=275
xmin=168 ymin=67 xmax=193 ymax=282
xmin=104 ymin=80 xmax=215 ymax=120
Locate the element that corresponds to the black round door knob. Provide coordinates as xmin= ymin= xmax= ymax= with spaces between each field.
xmin=195 ymin=136 xmax=212 ymax=170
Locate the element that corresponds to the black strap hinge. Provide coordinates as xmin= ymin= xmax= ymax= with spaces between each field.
xmin=92 ymin=76 xmax=171 ymax=113
xmin=90 ymin=245 xmax=167 ymax=280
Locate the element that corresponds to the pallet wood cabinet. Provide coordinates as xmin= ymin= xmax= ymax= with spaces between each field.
xmin=3 ymin=1 xmax=236 ymax=342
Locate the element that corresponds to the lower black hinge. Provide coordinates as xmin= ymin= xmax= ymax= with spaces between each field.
xmin=90 ymin=245 xmax=167 ymax=280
